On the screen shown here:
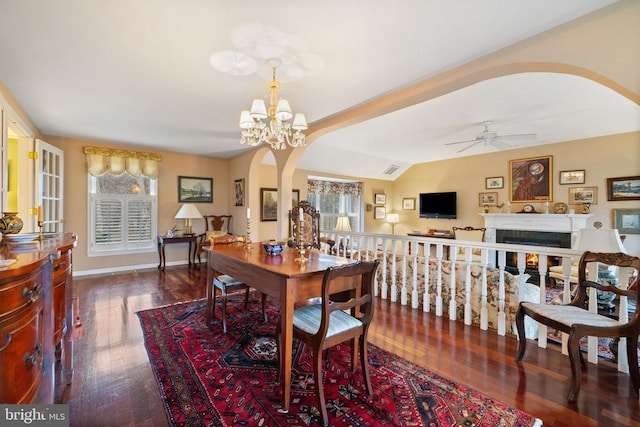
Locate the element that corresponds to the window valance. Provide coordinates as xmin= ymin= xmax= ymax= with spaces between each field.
xmin=83 ymin=146 xmax=162 ymax=178
xmin=307 ymin=179 xmax=362 ymax=195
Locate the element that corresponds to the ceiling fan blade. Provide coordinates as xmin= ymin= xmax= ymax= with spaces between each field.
xmin=490 ymin=139 xmax=512 ymax=150
xmin=497 ymin=133 xmax=537 ymax=140
xmin=445 ymin=138 xmax=478 ymax=146
xmin=456 ymin=140 xmax=482 ymax=153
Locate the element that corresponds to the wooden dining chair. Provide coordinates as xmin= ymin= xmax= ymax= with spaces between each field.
xmin=209 ymin=239 xmax=267 ymax=334
xmin=515 ymin=251 xmax=640 ymax=402
xmin=276 ymin=259 xmax=380 ymax=426
xmin=197 ymin=214 xmax=232 ymax=263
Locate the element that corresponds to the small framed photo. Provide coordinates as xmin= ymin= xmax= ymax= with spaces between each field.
xmin=568 ymin=186 xmax=597 ymax=204
xmin=178 ymin=176 xmax=213 ymax=203
xmin=559 ymin=170 xmax=585 ymax=185
xmin=374 ymin=206 xmax=386 ymax=219
xmin=292 ymin=189 xmax=300 ymax=208
xmin=607 ymin=175 xmax=640 ymax=201
xmin=485 ymin=176 xmax=504 ymax=189
xmin=234 ymin=178 xmax=245 ymax=206
xmin=479 ymin=192 xmax=498 ymax=207
xmin=614 ymin=208 xmax=640 ymax=235
xmin=374 ymin=193 xmax=386 ymax=205
xmin=402 ymin=197 xmax=416 ymax=210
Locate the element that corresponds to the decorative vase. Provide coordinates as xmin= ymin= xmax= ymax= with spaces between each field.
xmin=0 ymin=212 xmax=24 ymax=234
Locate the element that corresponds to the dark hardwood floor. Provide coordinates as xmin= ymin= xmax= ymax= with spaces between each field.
xmin=57 ymin=265 xmax=640 ymax=426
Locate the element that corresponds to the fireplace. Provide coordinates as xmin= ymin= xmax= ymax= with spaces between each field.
xmin=482 ymin=213 xmax=592 ymax=282
xmin=495 ymin=229 xmax=572 ymax=277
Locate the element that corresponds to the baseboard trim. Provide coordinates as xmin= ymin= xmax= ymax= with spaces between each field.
xmin=73 ymin=259 xmax=194 ymax=277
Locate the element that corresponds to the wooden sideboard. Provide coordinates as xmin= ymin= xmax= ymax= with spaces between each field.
xmin=0 ymin=233 xmax=77 ymax=403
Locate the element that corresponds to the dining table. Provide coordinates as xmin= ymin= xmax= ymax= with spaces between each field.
xmin=204 ymin=243 xmax=353 ymax=411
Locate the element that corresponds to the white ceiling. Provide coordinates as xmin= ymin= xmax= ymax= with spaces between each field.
xmin=0 ymin=0 xmax=637 ymax=180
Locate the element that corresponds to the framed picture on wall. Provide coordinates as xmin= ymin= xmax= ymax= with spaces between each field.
xmin=234 ymin=178 xmax=245 ymax=206
xmin=374 ymin=206 xmax=386 ymax=219
xmin=292 ymin=189 xmax=300 ymax=207
xmin=607 ymin=175 xmax=640 ymax=201
xmin=374 ymin=193 xmax=386 ymax=205
xmin=485 ymin=176 xmax=504 ymax=189
xmin=614 ymin=208 xmax=640 ymax=235
xmin=260 ymin=188 xmax=278 ymax=221
xmin=568 ymin=186 xmax=597 ymax=204
xmin=559 ymin=170 xmax=585 ymax=185
xmin=402 ymin=198 xmax=416 ymax=210
xmin=509 ymin=155 xmax=552 ymax=202
xmin=479 ymin=192 xmax=498 ymax=206
xmin=178 ymin=176 xmax=213 ymax=203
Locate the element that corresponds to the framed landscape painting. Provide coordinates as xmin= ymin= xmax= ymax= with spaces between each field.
xmin=614 ymin=208 xmax=640 ymax=235
xmin=178 ymin=176 xmax=213 ymax=203
xmin=607 ymin=176 xmax=640 ymax=201
xmin=509 ymin=155 xmax=552 ymax=202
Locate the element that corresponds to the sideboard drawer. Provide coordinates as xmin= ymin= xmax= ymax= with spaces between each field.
xmin=0 ymin=299 xmax=45 ymax=403
xmin=0 ymin=270 xmax=44 ymax=321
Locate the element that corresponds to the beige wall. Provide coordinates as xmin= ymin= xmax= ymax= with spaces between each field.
xmin=392 ymin=132 xmax=640 ymax=254
xmin=45 ymin=135 xmax=231 ymax=273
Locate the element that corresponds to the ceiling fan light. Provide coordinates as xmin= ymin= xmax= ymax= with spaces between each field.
xmin=292 ymin=113 xmax=308 ymax=130
xmin=275 ymin=99 xmax=293 ymax=121
xmin=250 ymin=99 xmax=268 ymax=119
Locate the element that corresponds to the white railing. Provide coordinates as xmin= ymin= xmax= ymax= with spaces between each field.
xmin=320 ymin=230 xmax=629 ymax=373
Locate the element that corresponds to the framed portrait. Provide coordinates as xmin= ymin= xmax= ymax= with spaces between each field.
xmin=568 ymin=186 xmax=597 ymax=204
xmin=509 ymin=155 xmax=552 ymax=202
xmin=607 ymin=175 xmax=640 ymax=201
xmin=559 ymin=170 xmax=585 ymax=185
xmin=402 ymin=197 xmax=416 ymax=210
xmin=374 ymin=193 xmax=386 ymax=205
xmin=614 ymin=208 xmax=640 ymax=235
xmin=234 ymin=178 xmax=245 ymax=206
xmin=178 ymin=176 xmax=213 ymax=203
xmin=260 ymin=188 xmax=278 ymax=221
xmin=479 ymin=192 xmax=498 ymax=207
xmin=485 ymin=176 xmax=504 ymax=189
xmin=374 ymin=206 xmax=386 ymax=219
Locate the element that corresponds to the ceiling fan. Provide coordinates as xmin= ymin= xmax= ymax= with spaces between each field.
xmin=445 ymin=121 xmax=536 ymax=153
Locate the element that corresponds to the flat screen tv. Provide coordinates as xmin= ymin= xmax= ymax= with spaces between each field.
xmin=419 ymin=192 xmax=457 ymax=219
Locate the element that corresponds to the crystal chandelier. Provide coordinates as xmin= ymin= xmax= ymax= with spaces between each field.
xmin=239 ymin=58 xmax=308 ymax=150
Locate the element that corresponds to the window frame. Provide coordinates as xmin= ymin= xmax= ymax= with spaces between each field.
xmin=87 ymin=173 xmax=158 ymax=257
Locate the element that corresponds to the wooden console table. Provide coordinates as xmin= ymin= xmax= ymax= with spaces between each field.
xmin=407 ymin=231 xmax=454 ymax=257
xmin=157 ymin=235 xmax=198 ymax=271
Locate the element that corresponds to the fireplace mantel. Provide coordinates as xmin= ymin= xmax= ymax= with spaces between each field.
xmin=481 ymin=213 xmax=593 ymax=245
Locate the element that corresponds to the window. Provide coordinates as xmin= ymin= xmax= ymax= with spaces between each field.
xmin=88 ymin=172 xmax=157 ymax=256
xmin=306 ymin=179 xmax=362 ymax=232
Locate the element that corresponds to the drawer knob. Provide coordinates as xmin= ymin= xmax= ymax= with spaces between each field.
xmin=54 ymin=260 xmax=67 ymax=272
xmin=23 ymin=343 xmax=42 ymax=367
xmin=22 ymin=283 xmax=42 ymax=304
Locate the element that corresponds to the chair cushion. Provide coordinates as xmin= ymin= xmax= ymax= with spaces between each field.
xmin=293 ymin=305 xmax=362 ymax=337
xmin=521 ymin=302 xmax=620 ymax=328
xmin=214 ymin=274 xmax=244 ymax=286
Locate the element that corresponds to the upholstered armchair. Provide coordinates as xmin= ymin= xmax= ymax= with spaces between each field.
xmin=197 ymin=215 xmax=235 ymax=263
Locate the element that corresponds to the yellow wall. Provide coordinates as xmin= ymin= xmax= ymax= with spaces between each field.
xmin=392 ymin=132 xmax=640 ymax=254
xmin=44 ymin=135 xmax=231 ymax=272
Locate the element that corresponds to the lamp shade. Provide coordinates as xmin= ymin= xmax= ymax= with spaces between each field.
xmin=335 ymin=216 xmax=352 ymax=232
xmin=574 ymin=228 xmax=627 ymax=253
xmin=386 ymin=213 xmax=400 ymax=225
xmin=174 ymin=204 xmax=203 ymax=219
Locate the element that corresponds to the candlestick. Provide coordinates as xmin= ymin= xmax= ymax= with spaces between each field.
xmin=245 ymin=217 xmax=252 ymax=249
xmin=246 ymin=208 xmax=250 ymax=219
xmin=38 ymin=205 xmax=44 ymax=222
xmin=295 ymin=214 xmax=308 ymax=263
xmin=37 ymin=220 xmax=44 ymax=241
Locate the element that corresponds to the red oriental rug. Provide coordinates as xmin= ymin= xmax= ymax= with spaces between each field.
xmin=137 ymin=293 xmax=542 ymax=426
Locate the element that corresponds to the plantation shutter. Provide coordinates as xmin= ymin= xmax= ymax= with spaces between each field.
xmin=127 ymin=198 xmax=153 ymax=243
xmin=94 ymin=197 xmax=124 ymax=246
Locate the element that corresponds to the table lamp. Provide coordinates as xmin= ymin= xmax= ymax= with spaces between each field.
xmin=335 ymin=215 xmax=352 ymax=233
xmin=174 ymin=204 xmax=203 ymax=236
xmin=386 ymin=213 xmax=399 ymax=235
